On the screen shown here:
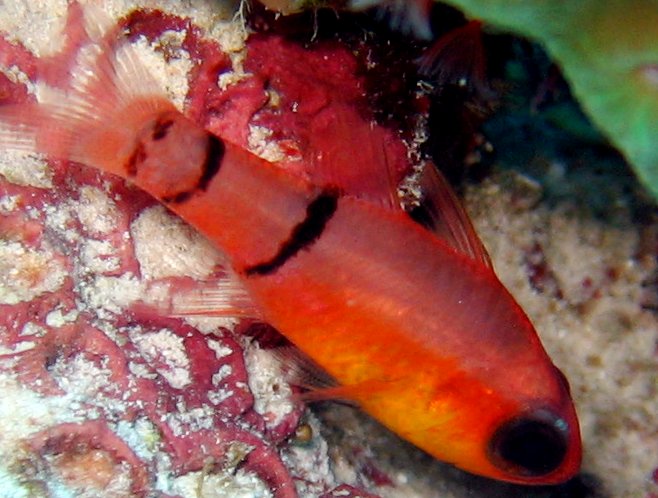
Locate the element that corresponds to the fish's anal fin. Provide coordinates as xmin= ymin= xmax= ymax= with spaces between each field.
xmin=410 ymin=162 xmax=493 ymax=268
xmin=136 ymin=273 xmax=262 ymax=319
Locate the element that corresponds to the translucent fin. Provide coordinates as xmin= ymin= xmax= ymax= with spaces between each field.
xmin=299 ymin=379 xmax=390 ymax=404
xmin=379 ymin=0 xmax=433 ymax=41
xmin=418 ymin=21 xmax=491 ymax=99
xmin=270 ymin=346 xmax=392 ymax=405
xmin=411 ymin=163 xmax=492 ymax=267
xmin=270 ymin=346 xmax=339 ymax=392
xmin=298 ymin=385 xmax=360 ymax=404
xmin=309 ymin=103 xmax=401 ymax=209
xmin=0 ymin=3 xmax=175 ymax=177
xmin=139 ymin=273 xmax=262 ymax=318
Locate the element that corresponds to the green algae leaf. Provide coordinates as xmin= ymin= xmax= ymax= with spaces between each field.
xmin=442 ymin=0 xmax=658 ymax=200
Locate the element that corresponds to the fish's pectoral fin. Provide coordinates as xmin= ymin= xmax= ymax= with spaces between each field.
xmin=271 ymin=345 xmax=392 ymax=405
xmin=135 ymin=272 xmax=263 ymax=319
xmin=270 ymin=345 xmax=339 ymax=391
xmin=298 ymin=378 xmax=393 ymax=406
xmin=410 ymin=162 xmax=493 ymax=268
xmin=297 ymin=386 xmax=359 ymax=406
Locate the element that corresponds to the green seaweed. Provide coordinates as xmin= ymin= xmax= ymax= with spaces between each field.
xmin=440 ymin=0 xmax=658 ymax=200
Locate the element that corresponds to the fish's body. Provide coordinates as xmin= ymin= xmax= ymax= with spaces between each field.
xmin=0 ymin=4 xmax=581 ymax=485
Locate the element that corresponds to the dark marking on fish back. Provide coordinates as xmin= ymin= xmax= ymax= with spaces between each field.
xmin=125 ymin=142 xmax=146 ymax=177
xmin=245 ymin=189 xmax=339 ymax=276
xmin=198 ymin=134 xmax=225 ymax=191
xmin=152 ymin=117 xmax=175 ymax=141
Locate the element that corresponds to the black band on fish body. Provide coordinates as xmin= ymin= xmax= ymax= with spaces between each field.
xmin=125 ymin=142 xmax=146 ymax=177
xmin=151 ymin=117 xmax=175 ymax=141
xmin=245 ymin=188 xmax=340 ymax=276
xmin=197 ymin=134 xmax=225 ymax=192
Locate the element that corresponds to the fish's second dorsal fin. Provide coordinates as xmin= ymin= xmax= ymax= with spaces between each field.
xmin=410 ymin=163 xmax=492 ymax=268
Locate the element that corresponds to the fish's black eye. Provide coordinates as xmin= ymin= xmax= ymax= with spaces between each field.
xmin=489 ymin=410 xmax=569 ymax=477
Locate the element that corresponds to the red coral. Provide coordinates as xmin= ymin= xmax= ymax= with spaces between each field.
xmin=28 ymin=421 xmax=150 ymax=495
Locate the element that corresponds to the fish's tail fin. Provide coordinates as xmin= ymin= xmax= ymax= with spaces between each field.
xmin=0 ymin=3 xmax=176 ymax=178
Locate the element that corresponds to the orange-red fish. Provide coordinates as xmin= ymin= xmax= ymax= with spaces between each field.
xmin=0 ymin=5 xmax=581 ymax=484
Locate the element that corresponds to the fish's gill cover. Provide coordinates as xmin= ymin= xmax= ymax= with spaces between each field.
xmin=0 ymin=3 xmax=407 ymax=497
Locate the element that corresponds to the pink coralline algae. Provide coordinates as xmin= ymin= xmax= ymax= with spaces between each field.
xmin=0 ymin=4 xmax=411 ymax=497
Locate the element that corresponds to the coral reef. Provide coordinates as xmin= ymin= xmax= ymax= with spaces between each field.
xmin=0 ymin=1 xmax=656 ymax=498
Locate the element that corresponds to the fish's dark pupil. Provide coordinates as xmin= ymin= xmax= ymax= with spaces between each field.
xmin=491 ymin=416 xmax=568 ymax=476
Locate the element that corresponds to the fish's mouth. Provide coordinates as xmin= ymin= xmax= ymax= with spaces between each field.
xmin=488 ymin=409 xmax=570 ymax=479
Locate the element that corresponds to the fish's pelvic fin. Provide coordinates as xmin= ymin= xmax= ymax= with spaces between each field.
xmin=412 ymin=163 xmax=492 ymax=268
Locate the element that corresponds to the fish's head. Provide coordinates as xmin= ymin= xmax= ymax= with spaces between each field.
xmin=413 ymin=349 xmax=582 ymax=485
xmin=483 ymin=373 xmax=582 ymax=485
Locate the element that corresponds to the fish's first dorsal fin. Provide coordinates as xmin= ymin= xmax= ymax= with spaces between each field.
xmin=307 ymin=103 xmax=403 ymax=210
xmin=0 ymin=3 xmax=175 ymax=176
xmin=411 ymin=163 xmax=492 ymax=268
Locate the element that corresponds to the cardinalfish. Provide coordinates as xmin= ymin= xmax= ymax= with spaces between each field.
xmin=0 ymin=5 xmax=581 ymax=485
